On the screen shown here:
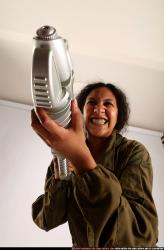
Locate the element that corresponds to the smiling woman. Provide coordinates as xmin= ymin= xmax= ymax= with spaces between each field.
xmin=77 ymin=82 xmax=130 ymax=132
xmin=76 ymin=83 xmax=126 ymax=162
xmin=31 ymin=82 xmax=158 ymax=247
xmin=83 ymin=87 xmax=118 ymax=138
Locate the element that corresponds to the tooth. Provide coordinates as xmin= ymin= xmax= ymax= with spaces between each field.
xmin=92 ymin=118 xmax=106 ymax=125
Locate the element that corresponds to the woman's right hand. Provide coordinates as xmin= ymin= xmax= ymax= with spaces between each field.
xmin=31 ymin=99 xmax=96 ymax=174
xmin=31 ymin=108 xmax=53 ymax=148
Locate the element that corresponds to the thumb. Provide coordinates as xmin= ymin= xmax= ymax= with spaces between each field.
xmin=71 ymin=99 xmax=84 ymax=132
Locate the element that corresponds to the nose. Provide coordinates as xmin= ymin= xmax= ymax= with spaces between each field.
xmin=93 ymin=104 xmax=105 ymax=114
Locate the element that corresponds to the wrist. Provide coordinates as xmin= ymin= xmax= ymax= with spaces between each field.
xmin=72 ymin=147 xmax=96 ymax=174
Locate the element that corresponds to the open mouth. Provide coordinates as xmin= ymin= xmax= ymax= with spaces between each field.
xmin=90 ymin=118 xmax=108 ymax=125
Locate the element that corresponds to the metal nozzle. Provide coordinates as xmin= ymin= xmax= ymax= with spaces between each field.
xmin=36 ymin=25 xmax=58 ymax=40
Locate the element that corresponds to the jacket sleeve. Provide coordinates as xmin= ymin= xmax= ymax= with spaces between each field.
xmin=32 ymin=161 xmax=70 ymax=231
xmin=72 ymin=142 xmax=158 ymax=247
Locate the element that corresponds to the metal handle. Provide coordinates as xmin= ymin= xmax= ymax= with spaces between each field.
xmin=51 ymin=149 xmax=69 ymax=179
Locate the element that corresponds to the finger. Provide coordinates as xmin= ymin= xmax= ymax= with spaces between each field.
xmin=68 ymin=161 xmax=75 ymax=172
xmin=71 ymin=99 xmax=84 ymax=132
xmin=36 ymin=131 xmax=52 ymax=147
xmin=35 ymin=107 xmax=48 ymax=124
xmin=31 ymin=109 xmax=40 ymax=126
xmin=31 ymin=109 xmax=44 ymax=132
xmin=36 ymin=107 xmax=66 ymax=138
xmin=31 ymin=109 xmax=53 ymax=145
xmin=53 ymin=157 xmax=60 ymax=179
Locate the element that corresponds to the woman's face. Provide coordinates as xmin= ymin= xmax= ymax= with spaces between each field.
xmin=83 ymin=87 xmax=118 ymax=138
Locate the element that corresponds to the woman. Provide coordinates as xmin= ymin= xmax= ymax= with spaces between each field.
xmin=31 ymin=82 xmax=158 ymax=247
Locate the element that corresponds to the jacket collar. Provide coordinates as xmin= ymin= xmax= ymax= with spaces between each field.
xmin=98 ymin=131 xmax=124 ymax=172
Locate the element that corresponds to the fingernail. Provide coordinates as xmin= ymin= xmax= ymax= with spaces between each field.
xmin=73 ymin=98 xmax=78 ymax=108
xmin=71 ymin=99 xmax=76 ymax=111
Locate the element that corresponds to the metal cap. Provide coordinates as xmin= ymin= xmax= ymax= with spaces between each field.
xmin=36 ymin=25 xmax=58 ymax=40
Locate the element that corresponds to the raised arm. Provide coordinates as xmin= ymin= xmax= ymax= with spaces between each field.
xmin=71 ymin=141 xmax=158 ymax=247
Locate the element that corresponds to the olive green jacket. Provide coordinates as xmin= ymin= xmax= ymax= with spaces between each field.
xmin=32 ymin=132 xmax=158 ymax=247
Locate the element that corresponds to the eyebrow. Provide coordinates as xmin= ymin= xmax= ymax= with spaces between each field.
xmin=87 ymin=97 xmax=114 ymax=102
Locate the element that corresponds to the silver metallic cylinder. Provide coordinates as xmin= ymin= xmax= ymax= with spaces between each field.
xmin=31 ymin=25 xmax=74 ymax=179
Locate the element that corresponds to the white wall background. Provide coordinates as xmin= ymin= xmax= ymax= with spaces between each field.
xmin=0 ymin=100 xmax=163 ymax=247
xmin=0 ymin=0 xmax=164 ymax=132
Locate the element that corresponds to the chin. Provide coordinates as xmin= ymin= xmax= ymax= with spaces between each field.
xmin=88 ymin=129 xmax=112 ymax=138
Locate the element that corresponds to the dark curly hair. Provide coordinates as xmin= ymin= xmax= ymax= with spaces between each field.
xmin=76 ymin=82 xmax=130 ymax=132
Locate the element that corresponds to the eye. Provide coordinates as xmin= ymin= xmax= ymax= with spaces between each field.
xmin=104 ymin=101 xmax=113 ymax=107
xmin=87 ymin=100 xmax=96 ymax=106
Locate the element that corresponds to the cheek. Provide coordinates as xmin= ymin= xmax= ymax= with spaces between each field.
xmin=83 ymin=106 xmax=91 ymax=121
xmin=110 ymin=109 xmax=118 ymax=122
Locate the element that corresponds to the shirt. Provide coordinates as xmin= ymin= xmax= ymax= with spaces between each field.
xmin=32 ymin=131 xmax=158 ymax=247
